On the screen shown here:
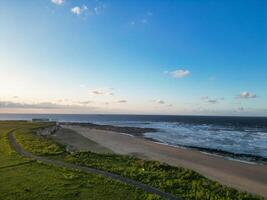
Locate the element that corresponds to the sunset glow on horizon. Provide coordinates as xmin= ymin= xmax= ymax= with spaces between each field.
xmin=1 ymin=0 xmax=266 ymax=116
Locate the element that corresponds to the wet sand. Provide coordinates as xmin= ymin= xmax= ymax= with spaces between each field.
xmin=62 ymin=125 xmax=267 ymax=198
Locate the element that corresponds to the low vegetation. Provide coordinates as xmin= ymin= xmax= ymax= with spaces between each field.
xmin=0 ymin=121 xmax=161 ymax=200
xmin=14 ymin=128 xmax=65 ymax=156
xmin=65 ymin=153 xmax=262 ymax=200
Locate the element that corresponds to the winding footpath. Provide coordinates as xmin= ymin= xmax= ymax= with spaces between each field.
xmin=7 ymin=132 xmax=179 ymax=200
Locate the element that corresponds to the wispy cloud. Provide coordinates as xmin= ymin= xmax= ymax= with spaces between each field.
xmin=146 ymin=12 xmax=153 ymax=16
xmin=51 ymin=0 xmax=64 ymax=5
xmin=0 ymin=100 xmax=97 ymax=110
xmin=156 ymin=99 xmax=165 ymax=104
xmin=130 ymin=11 xmax=153 ymax=26
xmin=88 ymin=88 xmax=114 ymax=96
xmin=201 ymin=96 xmax=224 ymax=104
xmin=238 ymin=91 xmax=257 ymax=99
xmin=165 ymin=69 xmax=190 ymax=78
xmin=207 ymin=99 xmax=218 ymax=104
xmin=117 ymin=100 xmax=127 ymax=103
xmin=91 ymin=90 xmax=104 ymax=95
xmin=237 ymin=107 xmax=245 ymax=112
xmin=0 ymin=101 xmax=70 ymax=109
xmin=154 ymin=99 xmax=173 ymax=108
xmin=93 ymin=1 xmax=106 ymax=15
xmin=141 ymin=19 xmax=148 ymax=24
xmin=201 ymin=96 xmax=209 ymax=100
xmin=77 ymin=101 xmax=92 ymax=105
xmin=209 ymin=76 xmax=216 ymax=81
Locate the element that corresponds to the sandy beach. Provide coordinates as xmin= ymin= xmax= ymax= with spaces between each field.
xmin=61 ymin=125 xmax=267 ymax=198
xmin=52 ymin=127 xmax=113 ymax=154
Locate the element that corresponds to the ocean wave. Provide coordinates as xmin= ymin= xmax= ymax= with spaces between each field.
xmin=101 ymin=120 xmax=267 ymax=161
xmin=143 ymin=122 xmax=267 ymax=159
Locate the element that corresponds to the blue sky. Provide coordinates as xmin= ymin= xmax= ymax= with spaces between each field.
xmin=0 ymin=0 xmax=266 ymax=116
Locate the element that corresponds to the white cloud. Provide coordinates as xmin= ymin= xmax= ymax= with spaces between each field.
xmin=169 ymin=69 xmax=190 ymax=78
xmin=71 ymin=6 xmax=81 ymax=15
xmin=71 ymin=5 xmax=88 ymax=15
xmin=71 ymin=1 xmax=105 ymax=17
xmin=51 ymin=0 xmax=64 ymax=5
xmin=238 ymin=91 xmax=257 ymax=99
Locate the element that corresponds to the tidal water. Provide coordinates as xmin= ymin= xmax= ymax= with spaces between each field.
xmin=1 ymin=114 xmax=267 ymax=161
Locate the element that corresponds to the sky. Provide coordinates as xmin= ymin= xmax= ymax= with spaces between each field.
xmin=0 ymin=0 xmax=266 ymax=116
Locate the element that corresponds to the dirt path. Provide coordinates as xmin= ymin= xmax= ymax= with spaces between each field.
xmin=7 ymin=132 xmax=179 ymax=200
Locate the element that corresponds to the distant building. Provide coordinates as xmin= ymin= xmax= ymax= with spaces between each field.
xmin=36 ymin=125 xmax=59 ymax=136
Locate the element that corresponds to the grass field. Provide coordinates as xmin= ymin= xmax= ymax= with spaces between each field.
xmin=0 ymin=121 xmax=161 ymax=200
xmin=12 ymin=122 xmax=264 ymax=200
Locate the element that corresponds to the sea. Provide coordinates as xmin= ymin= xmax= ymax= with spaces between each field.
xmin=1 ymin=114 xmax=267 ymax=163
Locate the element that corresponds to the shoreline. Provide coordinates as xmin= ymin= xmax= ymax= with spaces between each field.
xmin=61 ymin=122 xmax=267 ymax=165
xmin=59 ymin=124 xmax=267 ymax=198
xmin=144 ymin=136 xmax=267 ymax=165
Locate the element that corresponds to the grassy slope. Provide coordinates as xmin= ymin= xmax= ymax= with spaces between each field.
xmin=0 ymin=121 xmax=161 ymax=200
xmin=13 ymin=123 xmax=264 ymax=200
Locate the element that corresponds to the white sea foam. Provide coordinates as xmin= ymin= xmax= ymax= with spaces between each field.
xmin=101 ymin=120 xmax=267 ymax=159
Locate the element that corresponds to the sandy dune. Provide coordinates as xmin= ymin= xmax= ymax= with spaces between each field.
xmin=63 ymin=125 xmax=267 ymax=198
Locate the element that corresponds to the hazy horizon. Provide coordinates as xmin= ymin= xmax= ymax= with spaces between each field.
xmin=1 ymin=0 xmax=266 ymax=116
xmin=0 ymin=113 xmax=267 ymax=118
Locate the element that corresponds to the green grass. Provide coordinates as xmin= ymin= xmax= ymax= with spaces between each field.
xmin=7 ymin=121 xmax=265 ymax=200
xmin=14 ymin=128 xmax=65 ymax=156
xmin=0 ymin=121 xmax=161 ymax=200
